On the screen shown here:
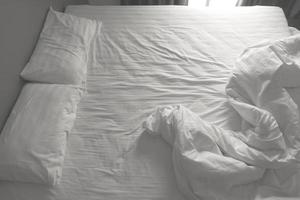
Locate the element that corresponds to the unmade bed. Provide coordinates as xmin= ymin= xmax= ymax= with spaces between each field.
xmin=0 ymin=5 xmax=299 ymax=200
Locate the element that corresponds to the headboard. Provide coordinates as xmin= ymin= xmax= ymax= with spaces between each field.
xmin=0 ymin=0 xmax=88 ymax=131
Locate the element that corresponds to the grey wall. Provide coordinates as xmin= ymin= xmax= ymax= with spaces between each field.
xmin=291 ymin=0 xmax=300 ymax=17
xmin=88 ymin=0 xmax=120 ymax=5
xmin=0 ymin=0 xmax=88 ymax=131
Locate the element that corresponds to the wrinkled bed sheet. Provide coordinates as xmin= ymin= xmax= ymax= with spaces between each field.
xmin=0 ymin=6 xmax=296 ymax=200
xmin=144 ymin=35 xmax=300 ymax=200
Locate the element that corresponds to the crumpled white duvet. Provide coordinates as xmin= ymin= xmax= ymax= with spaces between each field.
xmin=143 ymin=35 xmax=300 ymax=200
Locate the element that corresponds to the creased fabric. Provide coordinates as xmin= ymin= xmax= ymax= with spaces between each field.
xmin=0 ymin=6 xmax=292 ymax=200
xmin=144 ymin=35 xmax=300 ymax=200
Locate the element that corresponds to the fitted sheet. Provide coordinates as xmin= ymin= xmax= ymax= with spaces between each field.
xmin=0 ymin=5 xmax=292 ymax=200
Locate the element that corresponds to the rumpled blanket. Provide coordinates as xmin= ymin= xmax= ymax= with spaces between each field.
xmin=143 ymin=35 xmax=300 ymax=200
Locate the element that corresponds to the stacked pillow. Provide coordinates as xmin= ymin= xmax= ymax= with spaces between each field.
xmin=0 ymin=84 xmax=82 ymax=185
xmin=21 ymin=7 xmax=100 ymax=85
xmin=0 ymin=8 xmax=101 ymax=185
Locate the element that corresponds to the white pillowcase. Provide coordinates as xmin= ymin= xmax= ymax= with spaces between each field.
xmin=21 ymin=8 xmax=100 ymax=85
xmin=0 ymin=84 xmax=82 ymax=185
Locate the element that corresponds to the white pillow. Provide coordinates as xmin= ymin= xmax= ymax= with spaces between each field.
xmin=21 ymin=8 xmax=100 ymax=85
xmin=0 ymin=84 xmax=82 ymax=185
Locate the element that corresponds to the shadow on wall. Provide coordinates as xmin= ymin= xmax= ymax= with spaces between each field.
xmin=292 ymin=0 xmax=300 ymax=18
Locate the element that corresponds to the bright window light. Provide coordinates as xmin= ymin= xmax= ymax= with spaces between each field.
xmin=209 ymin=0 xmax=239 ymax=7
xmin=188 ymin=0 xmax=207 ymax=7
xmin=188 ymin=0 xmax=239 ymax=8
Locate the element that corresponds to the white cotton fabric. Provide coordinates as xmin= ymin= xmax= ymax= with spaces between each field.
xmin=0 ymin=84 xmax=82 ymax=185
xmin=0 ymin=5 xmax=295 ymax=200
xmin=144 ymin=35 xmax=300 ymax=200
xmin=289 ymin=27 xmax=300 ymax=35
xmin=21 ymin=8 xmax=100 ymax=85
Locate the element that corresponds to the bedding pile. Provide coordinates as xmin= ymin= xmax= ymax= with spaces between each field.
xmin=144 ymin=35 xmax=300 ymax=200
xmin=0 ymin=5 xmax=297 ymax=200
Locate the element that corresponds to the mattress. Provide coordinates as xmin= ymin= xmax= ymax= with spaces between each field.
xmin=0 ymin=5 xmax=292 ymax=200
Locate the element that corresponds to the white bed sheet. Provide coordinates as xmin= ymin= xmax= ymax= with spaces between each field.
xmin=0 ymin=5 xmax=292 ymax=200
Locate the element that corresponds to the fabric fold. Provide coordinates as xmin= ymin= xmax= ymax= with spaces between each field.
xmin=144 ymin=34 xmax=300 ymax=200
